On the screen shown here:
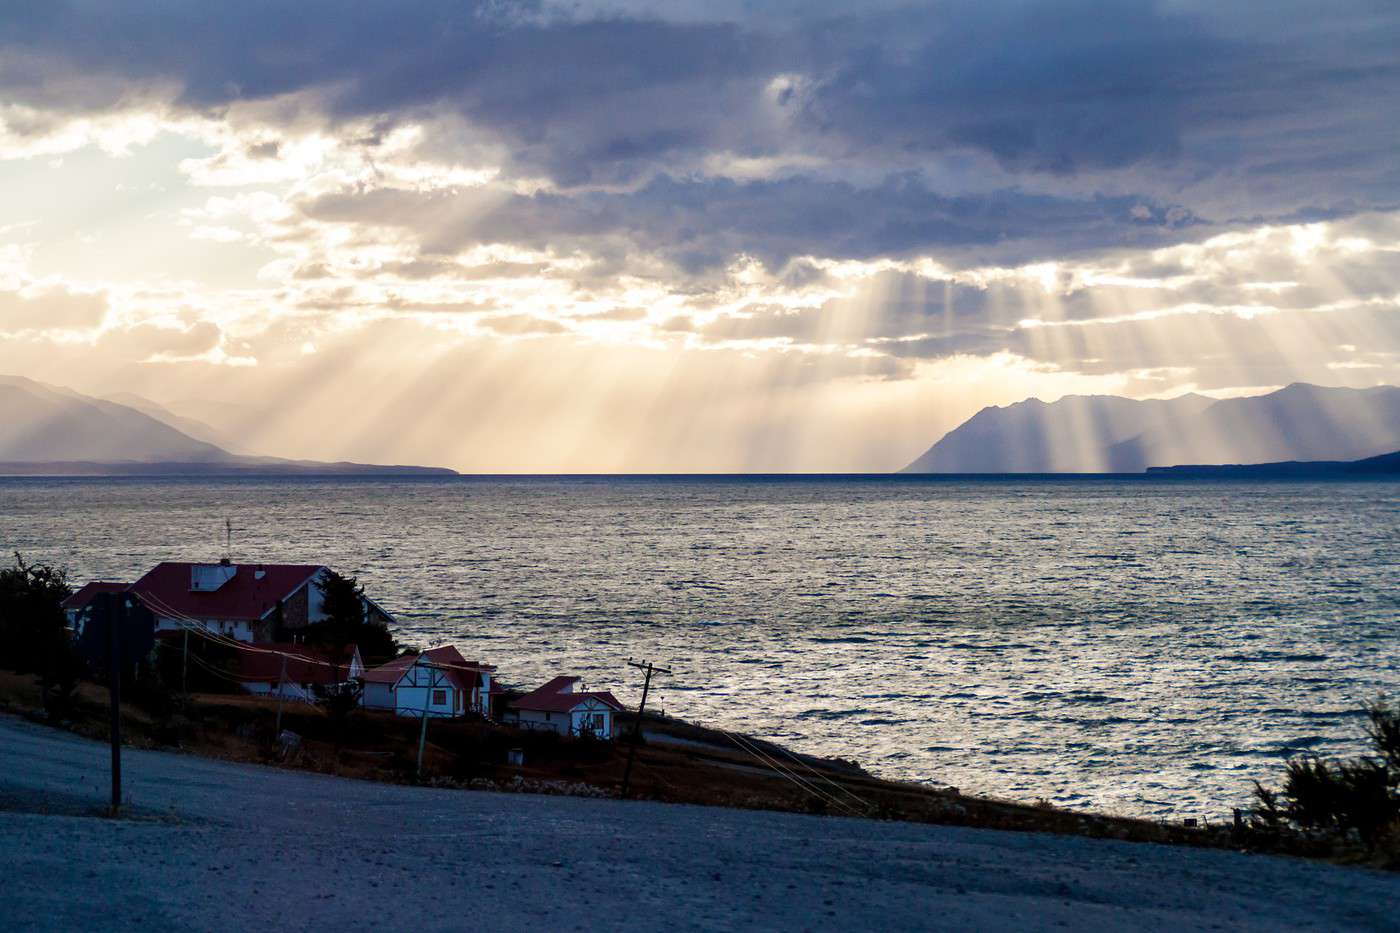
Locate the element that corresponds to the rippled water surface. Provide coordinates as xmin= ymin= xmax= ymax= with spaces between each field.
xmin=4 ymin=476 xmax=1398 ymax=818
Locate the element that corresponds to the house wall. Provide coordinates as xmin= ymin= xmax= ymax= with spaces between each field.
xmin=507 ymin=703 xmax=614 ymax=738
xmin=306 ymin=571 xmax=329 ymax=624
xmin=513 ymin=708 xmax=569 ymax=735
xmin=242 ymin=681 xmax=317 ymax=703
xmin=393 ymin=684 xmax=460 ymax=718
xmin=362 ymin=682 xmax=396 ymax=710
xmin=153 ymin=615 xmax=254 ymax=642
xmin=284 ymin=582 xmax=313 ymax=629
xmin=475 ymin=673 xmax=493 ymax=715
xmin=571 ymin=706 xmax=614 ymax=740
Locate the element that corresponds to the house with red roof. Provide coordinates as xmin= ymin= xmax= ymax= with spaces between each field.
xmin=505 ymin=676 xmax=623 ymax=740
xmin=360 ymin=645 xmax=496 ymax=719
xmin=235 ymin=643 xmax=364 ymax=703
xmin=62 ymin=581 xmax=132 ymax=634
xmin=122 ymin=560 xmax=394 ymax=643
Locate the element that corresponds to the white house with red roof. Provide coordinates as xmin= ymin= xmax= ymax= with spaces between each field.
xmin=360 ymin=645 xmax=496 ymax=719
xmin=505 ymin=676 xmax=623 ymax=740
xmin=127 ymin=560 xmax=330 ymax=642
xmin=235 ymin=643 xmax=364 ymax=703
xmin=118 ymin=560 xmax=395 ymax=644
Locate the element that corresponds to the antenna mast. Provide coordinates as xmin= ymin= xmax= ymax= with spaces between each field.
xmin=224 ymin=517 xmax=232 ymax=563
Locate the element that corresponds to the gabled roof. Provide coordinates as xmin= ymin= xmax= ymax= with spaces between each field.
xmin=62 ymin=581 xmax=131 ymax=612
xmin=511 ymin=677 xmax=623 ymax=713
xmin=360 ymin=644 xmax=488 ymax=693
xmin=236 ymin=643 xmax=361 ymax=686
xmin=129 ymin=562 xmax=323 ymax=623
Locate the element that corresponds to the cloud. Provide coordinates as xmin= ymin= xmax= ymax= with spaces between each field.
xmin=300 ymin=172 xmax=1204 ymax=271
xmin=0 ymin=285 xmax=107 ymax=332
xmin=2 ymin=2 xmax=1397 ymax=211
xmin=4 ymin=2 xmax=1400 ymax=469
xmin=478 ymin=313 xmax=568 ymax=336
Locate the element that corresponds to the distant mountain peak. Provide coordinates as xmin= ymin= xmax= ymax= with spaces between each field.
xmin=0 ymin=374 xmax=456 ymax=476
xmin=903 ymin=384 xmax=1400 ymax=474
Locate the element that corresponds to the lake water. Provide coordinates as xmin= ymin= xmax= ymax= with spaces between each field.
xmin=3 ymin=475 xmax=1398 ymax=818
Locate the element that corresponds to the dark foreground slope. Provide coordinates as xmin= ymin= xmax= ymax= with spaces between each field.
xmin=2 ymin=714 xmax=1396 ymax=932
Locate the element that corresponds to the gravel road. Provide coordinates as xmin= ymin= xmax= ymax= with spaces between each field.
xmin=0 ymin=715 xmax=1395 ymax=932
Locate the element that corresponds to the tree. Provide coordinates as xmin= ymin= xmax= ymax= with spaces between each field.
xmin=315 ymin=570 xmax=366 ymax=643
xmin=0 ymin=553 xmax=72 ymax=671
xmin=307 ymin=570 xmax=404 ymax=663
xmin=0 ymin=554 xmax=83 ymax=719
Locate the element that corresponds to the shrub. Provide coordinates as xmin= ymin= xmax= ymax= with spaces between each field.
xmin=313 ymin=680 xmax=364 ymax=749
xmin=0 ymin=553 xmax=73 ymax=675
xmin=41 ymin=639 xmax=86 ymax=723
xmin=1253 ymin=697 xmax=1400 ymax=855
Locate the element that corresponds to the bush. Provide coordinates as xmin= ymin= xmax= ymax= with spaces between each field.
xmin=1253 ymin=698 xmax=1400 ymax=855
xmin=313 ymin=680 xmax=364 ymax=749
xmin=41 ymin=639 xmax=86 ymax=723
xmin=0 ymin=553 xmax=73 ymax=675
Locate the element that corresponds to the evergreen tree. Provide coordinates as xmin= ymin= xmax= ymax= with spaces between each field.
xmin=308 ymin=569 xmax=403 ymax=663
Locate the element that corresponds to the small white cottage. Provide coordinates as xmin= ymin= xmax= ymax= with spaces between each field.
xmin=505 ymin=676 xmax=623 ymax=739
xmin=360 ymin=645 xmax=495 ymax=719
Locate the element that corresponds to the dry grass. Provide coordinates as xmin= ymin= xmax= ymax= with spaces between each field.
xmin=0 ymin=670 xmax=1338 ymax=862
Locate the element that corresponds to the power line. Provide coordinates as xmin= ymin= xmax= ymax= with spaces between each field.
xmin=132 ymin=590 xmax=876 ymax=813
xmin=722 ymin=729 xmax=860 ymax=815
xmin=765 ymin=737 xmax=875 ymax=813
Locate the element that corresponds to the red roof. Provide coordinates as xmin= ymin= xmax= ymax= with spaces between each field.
xmin=535 ymin=676 xmax=581 ymax=694
xmin=129 ymin=562 xmax=323 ymax=623
xmin=62 ymin=581 xmax=131 ymax=611
xmin=360 ymin=644 xmax=487 ymax=693
xmin=512 ymin=677 xmax=623 ymax=713
xmin=236 ymin=643 xmax=361 ymax=686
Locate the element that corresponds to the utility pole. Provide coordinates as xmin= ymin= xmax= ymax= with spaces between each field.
xmin=273 ymin=653 xmax=288 ymax=739
xmin=416 ymin=660 xmax=434 ymax=777
xmin=620 ymin=659 xmax=671 ymax=800
xmin=107 ymin=594 xmax=124 ymax=816
xmin=181 ymin=628 xmax=189 ymax=695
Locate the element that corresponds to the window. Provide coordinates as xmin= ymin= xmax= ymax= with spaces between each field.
xmin=591 ymin=713 xmax=606 ymax=731
xmin=432 ymin=690 xmax=447 ymax=705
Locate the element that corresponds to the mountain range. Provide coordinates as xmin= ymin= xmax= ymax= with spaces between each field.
xmin=0 ymin=375 xmax=455 ymax=476
xmin=903 ymin=383 xmax=1400 ymax=473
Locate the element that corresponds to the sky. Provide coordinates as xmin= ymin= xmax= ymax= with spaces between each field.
xmin=1 ymin=1 xmax=1399 ymax=471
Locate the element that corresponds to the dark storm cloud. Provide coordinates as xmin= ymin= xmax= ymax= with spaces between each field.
xmin=301 ymin=173 xmax=1201 ymax=270
xmin=5 ymin=2 xmax=1399 ymax=198
xmin=5 ymin=1 xmax=1400 ymax=269
xmin=0 ymin=1 xmax=772 ymax=186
